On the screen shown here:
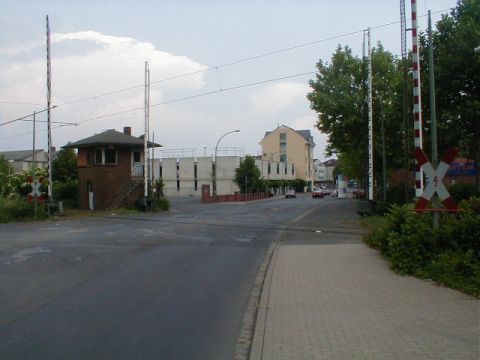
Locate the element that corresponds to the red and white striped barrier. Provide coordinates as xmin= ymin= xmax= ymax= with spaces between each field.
xmin=411 ymin=0 xmax=423 ymax=197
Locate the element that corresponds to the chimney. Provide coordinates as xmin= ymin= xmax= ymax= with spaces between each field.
xmin=123 ymin=126 xmax=132 ymax=136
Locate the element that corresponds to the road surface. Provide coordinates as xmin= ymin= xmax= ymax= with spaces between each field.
xmin=0 ymin=195 xmax=359 ymax=360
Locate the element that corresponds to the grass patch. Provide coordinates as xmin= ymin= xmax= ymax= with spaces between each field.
xmin=359 ymin=215 xmax=387 ymax=232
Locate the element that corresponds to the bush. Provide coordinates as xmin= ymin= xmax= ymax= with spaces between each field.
xmin=53 ymin=180 xmax=79 ymax=202
xmin=448 ymin=183 xmax=480 ymax=203
xmin=151 ymin=197 xmax=170 ymax=212
xmin=364 ymin=200 xmax=480 ymax=297
xmin=0 ymin=197 xmax=46 ymax=222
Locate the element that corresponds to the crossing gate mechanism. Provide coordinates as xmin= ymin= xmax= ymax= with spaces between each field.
xmin=414 ymin=147 xmax=458 ymax=212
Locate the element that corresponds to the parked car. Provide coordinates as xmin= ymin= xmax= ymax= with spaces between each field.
xmin=285 ymin=189 xmax=296 ymax=198
xmin=312 ymin=188 xmax=325 ymax=198
xmin=312 ymin=188 xmax=331 ymax=198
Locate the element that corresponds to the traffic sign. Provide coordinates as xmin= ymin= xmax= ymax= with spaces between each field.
xmin=27 ymin=176 xmax=45 ymax=203
xmin=414 ymin=147 xmax=458 ymax=212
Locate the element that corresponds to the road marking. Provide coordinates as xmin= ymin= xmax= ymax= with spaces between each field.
xmin=6 ymin=247 xmax=52 ymax=264
xmin=292 ymin=204 xmax=323 ymax=223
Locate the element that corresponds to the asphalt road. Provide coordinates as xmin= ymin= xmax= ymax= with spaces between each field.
xmin=0 ymin=194 xmax=362 ymax=360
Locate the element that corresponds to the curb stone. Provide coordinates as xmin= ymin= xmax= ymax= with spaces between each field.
xmin=233 ymin=240 xmax=279 ymax=360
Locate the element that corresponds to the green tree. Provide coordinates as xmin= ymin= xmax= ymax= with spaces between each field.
xmin=0 ymin=156 xmax=14 ymax=197
xmin=234 ymin=156 xmax=262 ymax=194
xmin=308 ymin=44 xmax=405 ymax=187
xmin=52 ymin=148 xmax=78 ymax=182
xmin=420 ymin=0 xmax=480 ymax=190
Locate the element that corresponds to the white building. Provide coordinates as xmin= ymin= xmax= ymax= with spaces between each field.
xmin=0 ymin=149 xmax=50 ymax=173
xmin=153 ymin=154 xmax=296 ymax=197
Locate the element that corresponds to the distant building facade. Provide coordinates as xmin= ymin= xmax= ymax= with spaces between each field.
xmin=260 ymin=125 xmax=315 ymax=190
xmin=0 ymin=149 xmax=50 ymax=173
xmin=154 ymin=155 xmax=295 ymax=197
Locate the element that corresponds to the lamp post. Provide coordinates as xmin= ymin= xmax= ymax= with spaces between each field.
xmin=213 ymin=129 xmax=240 ymax=195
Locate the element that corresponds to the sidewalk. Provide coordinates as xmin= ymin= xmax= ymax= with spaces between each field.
xmin=249 ymin=243 xmax=479 ymax=360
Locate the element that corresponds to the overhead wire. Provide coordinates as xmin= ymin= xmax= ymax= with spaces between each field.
xmin=0 ymin=71 xmax=315 ymax=141
xmin=0 ymin=7 xmax=452 ymax=134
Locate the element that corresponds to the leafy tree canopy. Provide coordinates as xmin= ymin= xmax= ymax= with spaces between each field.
xmin=234 ymin=156 xmax=262 ymax=194
xmin=52 ymin=148 xmax=77 ymax=182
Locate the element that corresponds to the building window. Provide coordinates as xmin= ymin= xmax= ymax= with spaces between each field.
xmin=195 ymin=180 xmax=198 ymax=191
xmin=268 ymin=162 xmax=271 ymax=174
xmin=133 ymin=151 xmax=141 ymax=163
xmin=194 ymin=163 xmax=198 ymax=178
xmin=177 ymin=180 xmax=180 ymax=191
xmin=94 ymin=147 xmax=117 ymax=165
xmin=94 ymin=149 xmax=103 ymax=165
xmin=277 ymin=163 xmax=280 ymax=174
xmin=285 ymin=165 xmax=287 ymax=175
xmin=104 ymin=148 xmax=117 ymax=164
xmin=292 ymin=164 xmax=295 ymax=175
xmin=159 ymin=165 xmax=163 ymax=178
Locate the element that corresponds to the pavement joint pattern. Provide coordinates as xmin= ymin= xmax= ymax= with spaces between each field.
xmin=249 ymin=243 xmax=479 ymax=360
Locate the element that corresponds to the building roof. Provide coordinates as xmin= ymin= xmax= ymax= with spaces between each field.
xmin=263 ymin=125 xmax=315 ymax=146
xmin=62 ymin=129 xmax=162 ymax=149
xmin=0 ymin=149 xmax=47 ymax=161
xmin=323 ymin=159 xmax=337 ymax=167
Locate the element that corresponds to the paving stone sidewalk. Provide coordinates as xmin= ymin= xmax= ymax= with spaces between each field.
xmin=250 ymin=243 xmax=479 ymax=360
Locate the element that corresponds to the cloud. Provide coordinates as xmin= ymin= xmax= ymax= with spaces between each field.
xmin=0 ymin=31 xmax=208 ymax=149
xmin=288 ymin=114 xmax=330 ymax=161
xmin=248 ymin=82 xmax=309 ymax=113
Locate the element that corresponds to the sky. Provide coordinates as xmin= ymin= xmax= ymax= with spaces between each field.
xmin=0 ymin=0 xmax=458 ymax=161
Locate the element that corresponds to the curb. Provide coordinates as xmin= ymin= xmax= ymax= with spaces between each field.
xmin=233 ymin=240 xmax=279 ymax=360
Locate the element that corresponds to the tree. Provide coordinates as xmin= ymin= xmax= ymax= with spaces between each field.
xmin=420 ymin=0 xmax=480 ymax=190
xmin=234 ymin=156 xmax=261 ymax=194
xmin=52 ymin=148 xmax=77 ymax=182
xmin=0 ymin=156 xmax=14 ymax=197
xmin=307 ymin=44 xmax=405 ymax=187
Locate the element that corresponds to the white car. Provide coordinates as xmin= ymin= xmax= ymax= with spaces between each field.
xmin=285 ymin=189 xmax=296 ymax=198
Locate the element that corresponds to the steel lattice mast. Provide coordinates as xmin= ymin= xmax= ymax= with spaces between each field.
xmin=46 ymin=15 xmax=53 ymax=202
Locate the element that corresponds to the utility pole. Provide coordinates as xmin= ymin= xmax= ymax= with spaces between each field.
xmin=46 ymin=15 xmax=53 ymax=203
xmin=144 ymin=61 xmax=150 ymax=198
xmin=378 ymin=96 xmax=387 ymax=202
xmin=32 ymin=111 xmax=38 ymax=219
xmin=367 ymin=28 xmax=374 ymax=201
xmin=428 ymin=10 xmax=439 ymax=228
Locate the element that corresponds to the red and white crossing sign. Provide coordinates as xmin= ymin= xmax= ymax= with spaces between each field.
xmin=27 ymin=176 xmax=45 ymax=203
xmin=414 ymin=147 xmax=458 ymax=212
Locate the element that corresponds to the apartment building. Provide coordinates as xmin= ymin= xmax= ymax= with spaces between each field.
xmin=260 ymin=125 xmax=315 ymax=190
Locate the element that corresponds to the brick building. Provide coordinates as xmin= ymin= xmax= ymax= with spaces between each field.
xmin=63 ymin=127 xmax=160 ymax=210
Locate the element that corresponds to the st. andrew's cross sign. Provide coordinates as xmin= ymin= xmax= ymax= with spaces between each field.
xmin=414 ymin=147 xmax=458 ymax=212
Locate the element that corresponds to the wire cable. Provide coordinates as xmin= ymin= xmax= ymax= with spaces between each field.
xmin=0 ymin=7 xmax=452 ymax=128
xmin=0 ymin=71 xmax=315 ymax=140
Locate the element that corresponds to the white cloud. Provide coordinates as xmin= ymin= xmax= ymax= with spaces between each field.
xmin=288 ymin=114 xmax=330 ymax=161
xmin=0 ymin=31 xmax=208 ymax=149
xmin=248 ymin=82 xmax=309 ymax=113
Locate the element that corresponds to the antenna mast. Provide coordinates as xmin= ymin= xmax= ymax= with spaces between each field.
xmin=46 ymin=15 xmax=53 ymax=201
xmin=144 ymin=61 xmax=150 ymax=198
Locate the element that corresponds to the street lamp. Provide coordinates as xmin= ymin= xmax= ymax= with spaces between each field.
xmin=213 ymin=129 xmax=240 ymax=195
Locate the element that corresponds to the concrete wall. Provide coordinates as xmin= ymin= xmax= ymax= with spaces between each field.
xmin=154 ymin=156 xmax=293 ymax=197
